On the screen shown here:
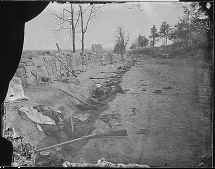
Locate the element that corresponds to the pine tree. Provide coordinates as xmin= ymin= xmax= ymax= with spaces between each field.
xmin=159 ymin=21 xmax=170 ymax=52
xmin=149 ymin=25 xmax=159 ymax=52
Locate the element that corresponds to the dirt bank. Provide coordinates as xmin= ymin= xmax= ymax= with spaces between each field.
xmin=4 ymin=60 xmax=133 ymax=166
xmin=69 ymin=56 xmax=212 ymax=167
xmin=4 ymin=61 xmax=129 ymax=144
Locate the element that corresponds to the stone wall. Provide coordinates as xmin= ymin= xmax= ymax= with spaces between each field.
xmin=14 ymin=51 xmax=122 ymax=87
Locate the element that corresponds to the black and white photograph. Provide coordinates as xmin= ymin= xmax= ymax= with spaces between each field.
xmin=1 ymin=1 xmax=213 ymax=167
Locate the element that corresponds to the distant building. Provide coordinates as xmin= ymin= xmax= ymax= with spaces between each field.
xmin=91 ymin=44 xmax=102 ymax=52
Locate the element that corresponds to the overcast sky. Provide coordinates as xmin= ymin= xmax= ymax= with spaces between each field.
xmin=23 ymin=2 xmax=190 ymax=51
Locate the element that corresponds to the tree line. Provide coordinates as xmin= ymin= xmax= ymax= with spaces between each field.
xmin=129 ymin=2 xmax=212 ymax=54
xmin=49 ymin=2 xmax=212 ymax=56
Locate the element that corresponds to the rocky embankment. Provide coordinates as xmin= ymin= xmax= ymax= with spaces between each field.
xmin=4 ymin=57 xmax=134 ymax=167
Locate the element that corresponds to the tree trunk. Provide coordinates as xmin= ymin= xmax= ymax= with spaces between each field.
xmin=80 ymin=6 xmax=84 ymax=53
xmin=71 ymin=4 xmax=75 ymax=53
xmin=165 ymin=35 xmax=167 ymax=53
xmin=152 ymin=36 xmax=155 ymax=54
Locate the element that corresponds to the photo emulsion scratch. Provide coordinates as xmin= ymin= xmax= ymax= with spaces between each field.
xmin=1 ymin=1 xmax=213 ymax=168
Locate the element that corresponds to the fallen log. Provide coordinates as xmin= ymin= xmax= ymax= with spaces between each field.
xmin=35 ymin=129 xmax=128 ymax=153
xmin=59 ymin=88 xmax=98 ymax=110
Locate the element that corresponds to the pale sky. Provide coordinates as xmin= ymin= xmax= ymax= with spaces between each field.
xmin=23 ymin=2 xmax=190 ymax=51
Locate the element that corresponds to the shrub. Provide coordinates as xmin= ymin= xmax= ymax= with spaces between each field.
xmin=130 ymin=48 xmax=153 ymax=55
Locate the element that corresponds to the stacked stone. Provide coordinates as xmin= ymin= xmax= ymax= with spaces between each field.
xmin=14 ymin=52 xmax=122 ymax=88
xmin=42 ymin=55 xmax=55 ymax=82
xmin=16 ymin=63 xmax=27 ymax=87
xmin=66 ymin=54 xmax=73 ymax=70
xmin=16 ymin=56 xmax=38 ymax=87
xmin=70 ymin=53 xmax=77 ymax=70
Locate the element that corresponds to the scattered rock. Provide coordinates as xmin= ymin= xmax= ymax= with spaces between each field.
xmin=153 ymin=90 xmax=162 ymax=94
xmin=36 ymin=124 xmax=43 ymax=132
xmin=87 ymin=98 xmax=99 ymax=105
xmin=135 ymin=128 xmax=150 ymax=134
xmin=114 ymin=121 xmax=122 ymax=127
xmin=72 ymin=113 xmax=90 ymax=122
xmin=140 ymin=83 xmax=149 ymax=86
xmin=40 ymin=151 xmax=50 ymax=156
xmin=100 ymin=114 xmax=111 ymax=123
xmin=123 ymin=89 xmax=130 ymax=93
xmin=116 ymin=85 xmax=124 ymax=94
xmin=128 ymin=108 xmax=136 ymax=116
xmin=164 ymin=86 xmax=172 ymax=89
xmin=117 ymin=66 xmax=122 ymax=70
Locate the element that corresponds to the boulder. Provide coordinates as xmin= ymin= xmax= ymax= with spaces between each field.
xmin=56 ymin=61 xmax=61 ymax=71
xmin=25 ymin=53 xmax=34 ymax=59
xmin=19 ymin=76 xmax=28 ymax=87
xmin=32 ymin=57 xmax=44 ymax=67
xmin=52 ymin=65 xmax=57 ymax=73
xmin=26 ymin=76 xmax=36 ymax=85
xmin=46 ymin=66 xmax=53 ymax=76
xmin=16 ymin=68 xmax=25 ymax=77
xmin=37 ymin=66 xmax=48 ymax=78
xmin=44 ymin=61 xmax=48 ymax=68
xmin=49 ymin=60 xmax=55 ymax=66
xmin=54 ymin=72 xmax=59 ymax=79
xmin=43 ymin=55 xmax=53 ymax=62
xmin=21 ymin=57 xmax=30 ymax=63
xmin=25 ymin=61 xmax=33 ymax=66
xmin=26 ymin=72 xmax=34 ymax=78
xmin=5 ymin=77 xmax=28 ymax=102
xmin=25 ymin=66 xmax=37 ymax=73
xmin=56 ymin=70 xmax=61 ymax=77
xmin=18 ymin=63 xmax=25 ymax=68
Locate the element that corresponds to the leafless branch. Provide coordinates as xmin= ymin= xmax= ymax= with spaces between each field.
xmin=84 ymin=5 xmax=94 ymax=33
xmin=63 ymin=8 xmax=72 ymax=15
xmin=47 ymin=9 xmax=71 ymax=24
xmin=74 ymin=11 xmax=80 ymax=28
xmin=82 ymin=5 xmax=92 ymax=13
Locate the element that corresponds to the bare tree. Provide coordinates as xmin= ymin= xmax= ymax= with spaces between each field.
xmin=47 ymin=3 xmax=80 ymax=53
xmin=114 ymin=26 xmax=129 ymax=60
xmin=78 ymin=4 xmax=101 ymax=53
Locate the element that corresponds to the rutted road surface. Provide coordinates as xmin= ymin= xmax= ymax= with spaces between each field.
xmin=69 ymin=57 xmax=212 ymax=167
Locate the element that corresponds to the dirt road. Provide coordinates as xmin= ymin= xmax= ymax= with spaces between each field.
xmin=70 ymin=56 xmax=212 ymax=167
